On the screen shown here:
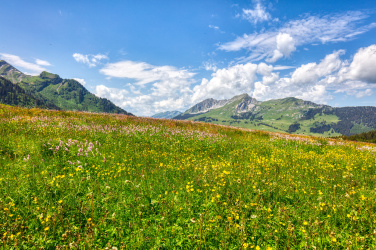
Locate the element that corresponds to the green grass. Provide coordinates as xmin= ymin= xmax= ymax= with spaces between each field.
xmin=1 ymin=104 xmax=376 ymax=249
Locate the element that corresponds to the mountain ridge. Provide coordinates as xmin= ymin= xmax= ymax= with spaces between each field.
xmin=0 ymin=60 xmax=133 ymax=115
xmin=174 ymin=94 xmax=376 ymax=137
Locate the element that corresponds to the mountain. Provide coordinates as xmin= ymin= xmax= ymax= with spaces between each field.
xmin=0 ymin=76 xmax=60 ymax=109
xmin=0 ymin=60 xmax=133 ymax=115
xmin=151 ymin=110 xmax=182 ymax=119
xmin=174 ymin=93 xmax=376 ymax=137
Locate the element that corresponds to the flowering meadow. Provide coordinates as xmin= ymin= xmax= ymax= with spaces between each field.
xmin=1 ymin=104 xmax=376 ymax=249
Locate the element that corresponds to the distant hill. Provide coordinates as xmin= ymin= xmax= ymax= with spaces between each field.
xmin=0 ymin=60 xmax=133 ymax=115
xmin=338 ymin=129 xmax=376 ymax=143
xmin=151 ymin=110 xmax=182 ymax=119
xmin=174 ymin=93 xmax=376 ymax=137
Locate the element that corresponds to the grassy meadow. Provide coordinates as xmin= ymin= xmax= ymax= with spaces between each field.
xmin=1 ymin=104 xmax=376 ymax=249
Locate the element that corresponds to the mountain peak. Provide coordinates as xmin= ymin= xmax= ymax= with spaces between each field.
xmin=39 ymin=71 xmax=61 ymax=80
xmin=0 ymin=60 xmax=26 ymax=83
xmin=187 ymin=97 xmax=228 ymax=114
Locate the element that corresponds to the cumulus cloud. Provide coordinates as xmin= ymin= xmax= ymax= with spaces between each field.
xmin=202 ymin=61 xmax=219 ymax=71
xmin=73 ymin=53 xmax=108 ymax=67
xmin=220 ymin=11 xmax=376 ymax=62
xmin=290 ymin=50 xmax=344 ymax=85
xmin=268 ymin=33 xmax=296 ymax=63
xmin=0 ymin=53 xmax=47 ymax=75
xmin=346 ymin=44 xmax=376 ymax=83
xmin=194 ymin=46 xmax=376 ymax=107
xmin=95 ymin=60 xmax=196 ymax=116
xmin=241 ymin=3 xmax=271 ymax=24
xmin=73 ymin=78 xmax=86 ymax=86
xmin=95 ymin=85 xmax=129 ymax=102
xmin=191 ymin=62 xmax=274 ymax=103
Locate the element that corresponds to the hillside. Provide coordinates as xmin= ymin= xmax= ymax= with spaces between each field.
xmin=175 ymin=94 xmax=376 ymax=137
xmin=0 ymin=60 xmax=133 ymax=115
xmin=0 ymin=76 xmax=60 ymax=109
xmin=339 ymin=129 xmax=376 ymax=143
xmin=1 ymin=103 xmax=376 ymax=248
xmin=151 ymin=110 xmax=182 ymax=119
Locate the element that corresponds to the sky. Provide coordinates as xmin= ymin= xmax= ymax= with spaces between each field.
xmin=1 ymin=0 xmax=376 ymax=116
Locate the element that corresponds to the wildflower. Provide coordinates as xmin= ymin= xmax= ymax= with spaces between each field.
xmin=190 ymin=218 xmax=196 ymax=223
xmin=69 ymin=241 xmax=78 ymax=248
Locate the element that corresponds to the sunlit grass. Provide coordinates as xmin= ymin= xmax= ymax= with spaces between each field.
xmin=1 ymin=104 xmax=376 ymax=249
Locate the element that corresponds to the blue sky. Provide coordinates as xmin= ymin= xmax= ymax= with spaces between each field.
xmin=1 ymin=0 xmax=376 ymax=116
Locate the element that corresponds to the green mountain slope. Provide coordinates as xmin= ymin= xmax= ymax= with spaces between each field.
xmin=0 ymin=77 xmax=60 ymax=109
xmin=0 ymin=60 xmax=133 ymax=115
xmin=175 ymin=94 xmax=376 ymax=137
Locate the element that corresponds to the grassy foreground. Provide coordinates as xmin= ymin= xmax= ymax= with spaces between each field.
xmin=1 ymin=104 xmax=376 ymax=249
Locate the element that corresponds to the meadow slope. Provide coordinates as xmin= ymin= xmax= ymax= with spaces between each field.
xmin=1 ymin=104 xmax=376 ymax=249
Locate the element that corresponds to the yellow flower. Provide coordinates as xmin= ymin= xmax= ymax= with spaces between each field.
xmin=332 ymin=238 xmax=337 ymax=242
xmin=44 ymin=227 xmax=50 ymax=231
xmin=58 ymin=200 xmax=63 ymax=203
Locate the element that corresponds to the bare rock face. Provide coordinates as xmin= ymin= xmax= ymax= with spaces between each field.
xmin=186 ymin=98 xmax=229 ymax=114
xmin=0 ymin=60 xmax=27 ymax=83
xmin=233 ymin=94 xmax=261 ymax=113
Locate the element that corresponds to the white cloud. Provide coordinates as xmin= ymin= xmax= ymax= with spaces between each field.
xmin=268 ymin=33 xmax=296 ymax=63
xmin=209 ymin=25 xmax=219 ymax=30
xmin=100 ymin=60 xmax=195 ymax=86
xmin=290 ymin=50 xmax=344 ymax=85
xmin=0 ymin=53 xmax=47 ymax=75
xmin=242 ymin=3 xmax=271 ymax=24
xmin=220 ymin=11 xmax=376 ymax=63
xmin=35 ymin=59 xmax=51 ymax=66
xmin=73 ymin=53 xmax=108 ymax=67
xmin=96 ymin=60 xmax=196 ymax=116
xmin=191 ymin=63 xmax=271 ymax=103
xmin=273 ymin=65 xmax=295 ymax=70
xmin=202 ymin=61 xmax=218 ymax=71
xmin=355 ymin=89 xmax=373 ymax=98
xmin=346 ymin=44 xmax=376 ymax=83
xmin=73 ymin=78 xmax=86 ymax=86
xmin=209 ymin=24 xmax=224 ymax=33
xmin=95 ymin=85 xmax=129 ymax=102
